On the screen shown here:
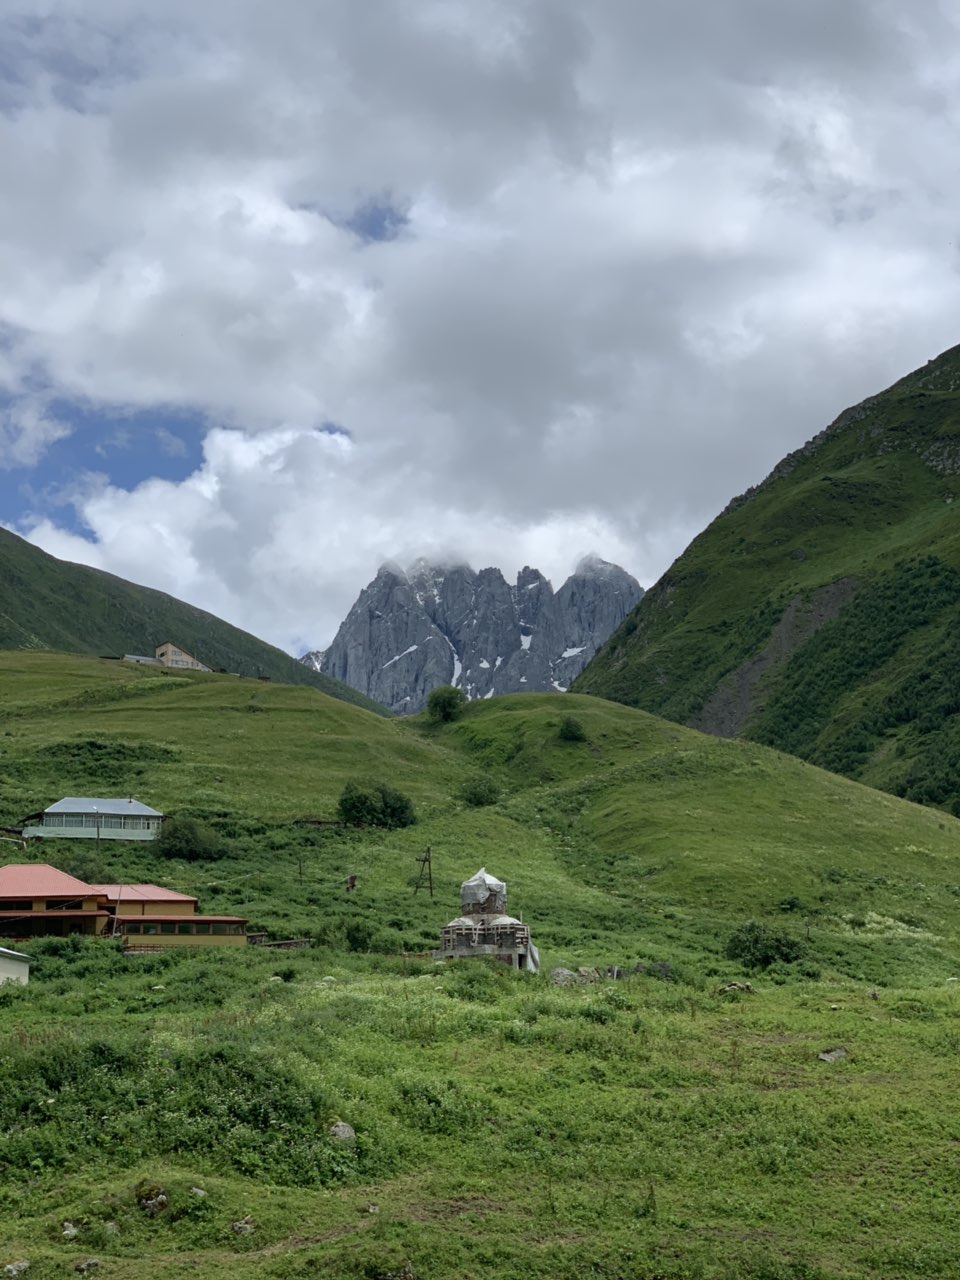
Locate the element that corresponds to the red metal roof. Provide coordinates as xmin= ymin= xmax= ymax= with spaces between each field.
xmin=91 ymin=884 xmax=198 ymax=904
xmin=0 ymin=864 xmax=100 ymax=899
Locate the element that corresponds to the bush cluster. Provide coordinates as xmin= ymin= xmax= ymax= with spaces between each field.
xmin=0 ymin=1033 xmax=356 ymax=1187
xmin=459 ymin=773 xmax=500 ymax=807
xmin=558 ymin=714 xmax=587 ymax=742
xmin=337 ymin=780 xmax=416 ymax=828
xmin=156 ymin=815 xmax=229 ymax=862
xmin=725 ymin=920 xmax=806 ymax=970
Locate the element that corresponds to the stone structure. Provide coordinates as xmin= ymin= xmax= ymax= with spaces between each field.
xmin=437 ymin=868 xmax=539 ymax=973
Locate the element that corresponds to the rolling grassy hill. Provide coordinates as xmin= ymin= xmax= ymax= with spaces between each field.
xmin=576 ymin=343 xmax=960 ymax=812
xmin=0 ymin=527 xmax=386 ymax=714
xmin=1 ymin=653 xmax=959 ymax=1279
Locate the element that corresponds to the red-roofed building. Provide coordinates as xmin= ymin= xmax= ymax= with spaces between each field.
xmin=90 ymin=885 xmax=199 ymax=915
xmin=0 ymin=864 xmax=111 ymax=937
xmin=0 ymin=864 xmax=246 ymax=948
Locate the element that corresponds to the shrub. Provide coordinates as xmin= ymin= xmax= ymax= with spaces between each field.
xmin=558 ymin=714 xmax=587 ymax=742
xmin=725 ymin=920 xmax=806 ymax=970
xmin=156 ymin=816 xmax=229 ymax=862
xmin=427 ymin=685 xmax=465 ymax=722
xmin=337 ymin=781 xmax=416 ymax=829
xmin=378 ymin=784 xmax=416 ymax=829
xmin=459 ymin=773 xmax=500 ymax=807
xmin=0 ymin=1033 xmax=354 ymax=1187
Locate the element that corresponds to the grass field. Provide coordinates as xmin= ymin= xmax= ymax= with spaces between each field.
xmin=1 ymin=653 xmax=959 ymax=1278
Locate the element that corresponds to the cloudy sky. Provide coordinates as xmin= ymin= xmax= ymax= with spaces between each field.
xmin=2 ymin=1 xmax=960 ymax=654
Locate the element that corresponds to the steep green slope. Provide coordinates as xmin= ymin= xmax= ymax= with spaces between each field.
xmin=576 ymin=343 xmax=960 ymax=810
xmin=0 ymin=527 xmax=386 ymax=714
xmin=2 ymin=657 xmax=960 ymax=1278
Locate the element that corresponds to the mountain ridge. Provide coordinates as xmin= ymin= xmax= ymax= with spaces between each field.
xmin=0 ymin=526 xmax=388 ymax=714
xmin=310 ymin=555 xmax=643 ymax=713
xmin=575 ymin=341 xmax=960 ymax=811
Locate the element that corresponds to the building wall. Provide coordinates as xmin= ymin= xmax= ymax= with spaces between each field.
xmin=15 ymin=897 xmax=105 ymax=913
xmin=123 ymin=930 xmax=246 ymax=949
xmin=155 ymin=644 xmax=210 ymax=672
xmin=0 ymin=915 xmax=108 ymax=938
xmin=0 ymin=954 xmax=29 ymax=984
xmin=114 ymin=901 xmax=196 ymax=917
xmin=23 ymin=817 xmax=161 ymax=842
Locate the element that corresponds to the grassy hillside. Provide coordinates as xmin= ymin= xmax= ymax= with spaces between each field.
xmin=1 ymin=654 xmax=960 ymax=1278
xmin=575 ymin=343 xmax=960 ymax=811
xmin=0 ymin=527 xmax=386 ymax=714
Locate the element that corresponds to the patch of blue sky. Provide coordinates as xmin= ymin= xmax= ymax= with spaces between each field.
xmin=344 ymin=198 xmax=409 ymax=243
xmin=1 ymin=400 xmax=206 ymax=535
xmin=1 ymin=14 xmax=140 ymax=114
xmin=302 ymin=196 xmax=409 ymax=245
xmin=319 ymin=420 xmax=352 ymax=441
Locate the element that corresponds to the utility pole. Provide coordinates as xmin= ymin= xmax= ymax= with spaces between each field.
xmin=414 ymin=847 xmax=433 ymax=898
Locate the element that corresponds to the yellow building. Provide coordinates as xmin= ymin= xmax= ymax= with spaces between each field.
xmin=95 ymin=883 xmax=246 ymax=948
xmin=0 ymin=864 xmax=246 ymax=949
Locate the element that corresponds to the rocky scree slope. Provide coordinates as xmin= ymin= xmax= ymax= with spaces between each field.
xmin=575 ymin=342 xmax=960 ymax=812
xmin=0 ymin=527 xmax=386 ymax=714
xmin=304 ymin=555 xmax=643 ymax=713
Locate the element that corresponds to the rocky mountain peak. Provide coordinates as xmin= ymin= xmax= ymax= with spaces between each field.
xmin=573 ymin=554 xmax=626 ymax=580
xmin=376 ymin=560 xmax=408 ymax=582
xmin=311 ymin=557 xmax=643 ymax=714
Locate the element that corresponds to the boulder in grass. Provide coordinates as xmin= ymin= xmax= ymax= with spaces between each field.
xmin=818 ymin=1047 xmax=848 ymax=1064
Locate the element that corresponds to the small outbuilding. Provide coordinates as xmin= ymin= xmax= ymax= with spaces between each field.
xmin=0 ymin=945 xmax=32 ymax=985
xmin=437 ymin=868 xmax=540 ymax=973
xmin=21 ymin=797 xmax=164 ymax=842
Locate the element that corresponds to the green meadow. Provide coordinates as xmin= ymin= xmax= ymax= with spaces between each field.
xmin=0 ymin=653 xmax=959 ymax=1278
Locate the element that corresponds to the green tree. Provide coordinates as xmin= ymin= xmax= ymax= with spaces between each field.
xmin=156 ymin=815 xmax=229 ymax=862
xmin=337 ymin=781 xmax=416 ymax=829
xmin=376 ymin=784 xmax=417 ymax=829
xmin=428 ymin=685 xmax=466 ymax=722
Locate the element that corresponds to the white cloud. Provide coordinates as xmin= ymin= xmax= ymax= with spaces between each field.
xmin=23 ymin=423 xmax=643 ymax=652
xmin=0 ymin=397 xmax=72 ymax=468
xmin=3 ymin=0 xmax=960 ymax=650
